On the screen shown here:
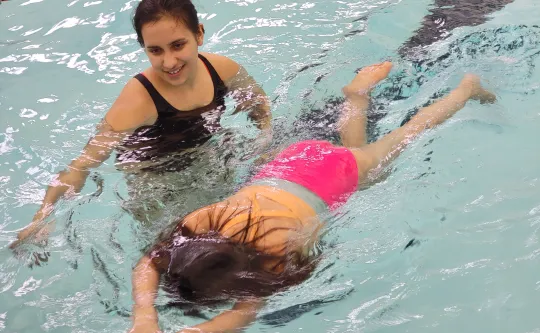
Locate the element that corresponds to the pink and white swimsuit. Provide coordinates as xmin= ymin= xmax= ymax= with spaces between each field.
xmin=251 ymin=140 xmax=359 ymax=210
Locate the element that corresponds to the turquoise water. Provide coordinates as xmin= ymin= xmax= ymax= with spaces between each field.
xmin=2 ymin=0 xmax=540 ymax=332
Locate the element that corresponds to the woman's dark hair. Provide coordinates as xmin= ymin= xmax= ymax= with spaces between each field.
xmin=133 ymin=0 xmax=201 ymax=47
xmin=148 ymin=204 xmax=318 ymax=305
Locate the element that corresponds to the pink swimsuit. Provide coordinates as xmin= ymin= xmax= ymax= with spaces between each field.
xmin=251 ymin=140 xmax=359 ymax=210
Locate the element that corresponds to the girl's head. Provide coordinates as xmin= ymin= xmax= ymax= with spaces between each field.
xmin=133 ymin=0 xmax=204 ymax=86
xmin=149 ymin=224 xmax=315 ymax=304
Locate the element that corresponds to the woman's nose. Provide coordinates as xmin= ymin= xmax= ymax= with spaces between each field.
xmin=163 ymin=52 xmax=177 ymax=69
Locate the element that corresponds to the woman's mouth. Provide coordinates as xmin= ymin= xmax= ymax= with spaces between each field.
xmin=165 ymin=65 xmax=184 ymax=78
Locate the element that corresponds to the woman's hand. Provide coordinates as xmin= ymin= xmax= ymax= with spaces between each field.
xmin=10 ymin=218 xmax=55 ymax=268
xmin=11 ymin=205 xmax=56 ymax=245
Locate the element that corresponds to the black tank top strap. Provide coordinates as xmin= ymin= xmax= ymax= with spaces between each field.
xmin=133 ymin=55 xmax=227 ymax=115
xmin=134 ymin=73 xmax=172 ymax=111
xmin=198 ymin=54 xmax=227 ymax=105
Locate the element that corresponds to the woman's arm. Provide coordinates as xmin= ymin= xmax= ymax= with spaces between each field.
xmin=226 ymin=65 xmax=272 ymax=131
xmin=11 ymin=78 xmax=156 ymax=247
xmin=11 ymin=120 xmax=125 ymax=247
xmin=201 ymin=53 xmax=273 ymax=148
xmin=180 ymin=299 xmax=264 ymax=333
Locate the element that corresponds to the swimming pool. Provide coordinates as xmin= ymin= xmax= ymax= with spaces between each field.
xmin=2 ymin=0 xmax=540 ymax=332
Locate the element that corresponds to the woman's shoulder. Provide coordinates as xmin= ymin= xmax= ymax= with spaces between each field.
xmin=200 ymin=52 xmax=241 ymax=82
xmin=104 ymin=75 xmax=157 ymax=132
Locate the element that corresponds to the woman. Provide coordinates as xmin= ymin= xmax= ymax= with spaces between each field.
xmin=129 ymin=62 xmax=496 ymax=333
xmin=11 ymin=0 xmax=272 ymax=247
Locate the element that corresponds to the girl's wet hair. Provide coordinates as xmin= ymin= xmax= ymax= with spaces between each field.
xmin=133 ymin=0 xmax=201 ymax=47
xmin=149 ymin=204 xmax=317 ymax=305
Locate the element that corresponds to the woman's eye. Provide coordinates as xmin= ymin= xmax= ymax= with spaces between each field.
xmin=148 ymin=48 xmax=161 ymax=54
xmin=173 ymin=43 xmax=185 ymax=50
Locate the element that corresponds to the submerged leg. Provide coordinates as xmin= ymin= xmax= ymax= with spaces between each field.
xmin=338 ymin=62 xmax=393 ymax=148
xmin=352 ymin=74 xmax=496 ymax=184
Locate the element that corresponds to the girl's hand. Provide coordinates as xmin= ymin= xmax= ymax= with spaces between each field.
xmin=128 ymin=320 xmax=162 ymax=333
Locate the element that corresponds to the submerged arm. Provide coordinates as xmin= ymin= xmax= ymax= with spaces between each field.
xmin=130 ymin=255 xmax=162 ymax=333
xmin=227 ymin=65 xmax=272 ymax=131
xmin=12 ymin=78 xmax=154 ymax=247
xmin=225 ymin=66 xmax=273 ymax=154
xmin=202 ymin=53 xmax=273 ymax=156
xmin=180 ymin=299 xmax=264 ymax=333
xmin=12 ymin=120 xmax=126 ymax=246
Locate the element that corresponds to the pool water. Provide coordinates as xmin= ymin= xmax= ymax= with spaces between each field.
xmin=2 ymin=0 xmax=540 ymax=332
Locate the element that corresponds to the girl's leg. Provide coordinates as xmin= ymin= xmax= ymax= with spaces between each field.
xmin=349 ymin=74 xmax=496 ymax=184
xmin=338 ymin=62 xmax=393 ymax=148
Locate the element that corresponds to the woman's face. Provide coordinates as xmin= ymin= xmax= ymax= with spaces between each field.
xmin=141 ymin=16 xmax=204 ymax=86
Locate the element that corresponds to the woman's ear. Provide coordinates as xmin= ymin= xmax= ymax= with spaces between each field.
xmin=197 ymin=24 xmax=205 ymax=46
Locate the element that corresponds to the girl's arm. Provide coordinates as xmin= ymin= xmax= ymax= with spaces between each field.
xmin=180 ymin=299 xmax=264 ymax=333
xmin=129 ymin=255 xmax=162 ymax=333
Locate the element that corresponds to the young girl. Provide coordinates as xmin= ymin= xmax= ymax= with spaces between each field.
xmin=12 ymin=0 xmax=272 ymax=247
xmin=129 ymin=62 xmax=496 ymax=333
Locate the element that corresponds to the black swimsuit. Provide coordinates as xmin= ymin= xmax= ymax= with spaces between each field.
xmin=116 ymin=54 xmax=228 ymax=172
